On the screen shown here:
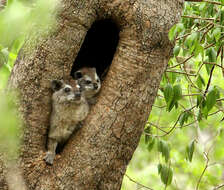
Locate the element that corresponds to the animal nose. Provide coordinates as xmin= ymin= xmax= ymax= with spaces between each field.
xmin=93 ymin=83 xmax=98 ymax=90
xmin=75 ymin=91 xmax=81 ymax=98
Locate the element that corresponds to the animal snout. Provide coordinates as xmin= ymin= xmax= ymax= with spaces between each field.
xmin=75 ymin=91 xmax=81 ymax=99
xmin=93 ymin=83 xmax=98 ymax=90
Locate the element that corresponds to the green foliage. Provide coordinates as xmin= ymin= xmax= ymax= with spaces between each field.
xmin=0 ymin=0 xmax=60 ymax=69
xmin=123 ymin=1 xmax=224 ymax=190
xmin=186 ymin=140 xmax=195 ymax=162
xmin=157 ymin=140 xmax=170 ymax=163
xmin=158 ymin=164 xmax=173 ymax=186
xmin=179 ymin=111 xmax=193 ymax=127
xmin=0 ymin=0 xmax=59 ymax=164
xmin=0 ymin=91 xmax=21 ymax=161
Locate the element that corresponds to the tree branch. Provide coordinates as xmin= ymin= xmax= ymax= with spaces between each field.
xmin=213 ymin=184 xmax=224 ymax=190
xmin=124 ymin=174 xmax=154 ymax=190
xmin=182 ymin=15 xmax=215 ymax=21
xmin=184 ymin=0 xmax=222 ymax=5
xmin=204 ymin=65 xmax=215 ymax=96
xmin=196 ymin=152 xmax=209 ymax=190
xmin=166 ymin=70 xmax=197 ymax=77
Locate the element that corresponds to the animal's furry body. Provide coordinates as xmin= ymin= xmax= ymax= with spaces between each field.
xmin=72 ymin=67 xmax=101 ymax=105
xmin=45 ymin=80 xmax=89 ymax=165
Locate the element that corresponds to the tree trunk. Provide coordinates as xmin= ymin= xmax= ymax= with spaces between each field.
xmin=1 ymin=0 xmax=183 ymax=189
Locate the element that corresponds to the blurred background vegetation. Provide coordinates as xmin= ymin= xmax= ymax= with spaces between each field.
xmin=0 ymin=0 xmax=59 ymax=164
xmin=1 ymin=0 xmax=224 ymax=190
xmin=122 ymin=0 xmax=224 ymax=189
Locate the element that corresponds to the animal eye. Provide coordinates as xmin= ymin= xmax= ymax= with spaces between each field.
xmin=64 ymin=87 xmax=71 ymax=93
xmin=74 ymin=71 xmax=82 ymax=79
xmin=96 ymin=79 xmax=100 ymax=83
xmin=85 ymin=80 xmax=91 ymax=84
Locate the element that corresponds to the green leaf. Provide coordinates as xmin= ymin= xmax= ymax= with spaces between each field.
xmin=196 ymin=74 xmax=205 ymax=89
xmin=206 ymin=47 xmax=217 ymax=63
xmin=167 ymin=99 xmax=175 ymax=112
xmin=157 ymin=140 xmax=170 ymax=163
xmin=173 ymin=46 xmax=180 ymax=57
xmin=168 ymin=23 xmax=184 ymax=41
xmin=213 ymin=28 xmax=221 ymax=42
xmin=167 ymin=72 xmax=177 ymax=84
xmin=201 ymin=106 xmax=209 ymax=119
xmin=173 ymin=84 xmax=182 ymax=101
xmin=164 ymin=84 xmax=182 ymax=112
xmin=179 ymin=112 xmax=186 ymax=127
xmin=186 ymin=140 xmax=195 ymax=162
xmin=206 ymin=88 xmax=218 ymax=111
xmin=205 ymin=63 xmax=213 ymax=75
xmin=194 ymin=43 xmax=204 ymax=57
xmin=199 ymin=3 xmax=206 ymax=11
xmin=144 ymin=126 xmax=151 ymax=144
xmin=220 ymin=10 xmax=224 ymax=24
xmin=184 ymin=32 xmax=198 ymax=48
xmin=147 ymin=137 xmax=155 ymax=152
xmin=176 ymin=23 xmax=185 ymax=33
xmin=179 ymin=111 xmax=193 ymax=127
xmin=158 ymin=163 xmax=162 ymax=174
xmin=164 ymin=84 xmax=173 ymax=104
xmin=221 ymin=0 xmax=224 ymax=6
xmin=169 ymin=25 xmax=177 ymax=41
xmin=160 ymin=165 xmax=173 ymax=186
xmin=174 ymin=102 xmax=178 ymax=109
xmin=197 ymin=94 xmax=204 ymax=108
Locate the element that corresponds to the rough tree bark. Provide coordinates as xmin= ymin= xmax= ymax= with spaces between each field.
xmin=0 ymin=0 xmax=183 ymax=189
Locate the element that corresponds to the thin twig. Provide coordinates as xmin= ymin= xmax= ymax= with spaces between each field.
xmin=217 ymin=98 xmax=224 ymax=102
xmin=125 ymin=174 xmax=154 ymax=190
xmin=204 ymin=65 xmax=215 ymax=96
xmin=182 ymin=15 xmax=215 ymax=21
xmin=168 ymin=55 xmax=194 ymax=69
xmin=196 ymin=62 xmax=204 ymax=76
xmin=177 ymin=120 xmax=197 ymax=128
xmin=184 ymin=0 xmax=203 ymax=2
xmin=166 ymin=70 xmax=197 ymax=77
xmin=176 ymin=23 xmax=212 ymax=41
xmin=184 ymin=0 xmax=222 ymax=5
xmin=203 ymin=0 xmax=222 ymax=5
xmin=182 ymin=93 xmax=201 ymax=97
xmin=203 ymin=62 xmax=224 ymax=69
xmin=152 ymin=104 xmax=166 ymax=109
xmin=208 ymin=109 xmax=221 ymax=116
xmin=213 ymin=183 xmax=224 ymax=190
xmin=201 ymin=24 xmax=214 ymax=43
xmin=158 ymin=114 xmax=181 ymax=137
xmin=196 ymin=152 xmax=209 ymax=190
xmin=147 ymin=122 xmax=169 ymax=134
xmin=180 ymin=57 xmax=201 ymax=91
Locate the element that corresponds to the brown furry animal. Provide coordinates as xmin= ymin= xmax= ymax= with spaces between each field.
xmin=45 ymin=80 xmax=89 ymax=165
xmin=72 ymin=67 xmax=101 ymax=105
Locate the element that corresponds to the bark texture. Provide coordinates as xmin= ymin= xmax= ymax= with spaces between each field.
xmin=1 ymin=0 xmax=183 ymax=189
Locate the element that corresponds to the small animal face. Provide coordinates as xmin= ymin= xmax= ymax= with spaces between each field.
xmin=73 ymin=67 xmax=101 ymax=99
xmin=51 ymin=80 xmax=82 ymax=104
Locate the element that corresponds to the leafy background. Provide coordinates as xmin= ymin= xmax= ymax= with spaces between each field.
xmin=1 ymin=0 xmax=224 ymax=190
xmin=0 ymin=0 xmax=59 ymax=165
xmin=122 ymin=1 xmax=224 ymax=189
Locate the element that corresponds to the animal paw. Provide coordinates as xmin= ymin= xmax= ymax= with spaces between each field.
xmin=44 ymin=151 xmax=55 ymax=165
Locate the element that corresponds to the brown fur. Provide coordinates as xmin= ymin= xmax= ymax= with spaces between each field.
xmin=45 ymin=80 xmax=89 ymax=165
xmin=72 ymin=67 xmax=101 ymax=105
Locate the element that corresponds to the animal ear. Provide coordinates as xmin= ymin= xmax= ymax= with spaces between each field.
xmin=73 ymin=71 xmax=83 ymax=79
xmin=51 ymin=80 xmax=63 ymax=91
